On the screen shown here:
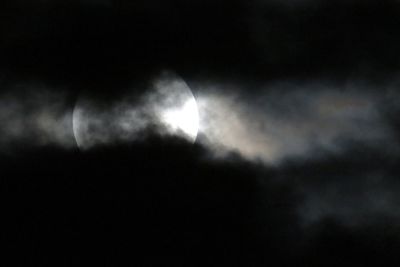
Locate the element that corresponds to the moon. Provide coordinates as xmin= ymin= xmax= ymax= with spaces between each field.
xmin=151 ymin=73 xmax=200 ymax=141
xmin=72 ymin=73 xmax=199 ymax=150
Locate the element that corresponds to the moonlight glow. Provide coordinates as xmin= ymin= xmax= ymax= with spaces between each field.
xmin=72 ymin=72 xmax=199 ymax=149
xmin=161 ymin=97 xmax=200 ymax=141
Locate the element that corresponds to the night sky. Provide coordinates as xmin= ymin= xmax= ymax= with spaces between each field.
xmin=2 ymin=1 xmax=400 ymax=266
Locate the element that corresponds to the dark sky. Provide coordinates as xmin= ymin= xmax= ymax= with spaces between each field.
xmin=2 ymin=0 xmax=400 ymax=266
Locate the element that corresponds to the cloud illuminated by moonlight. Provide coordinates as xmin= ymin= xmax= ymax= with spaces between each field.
xmin=195 ymin=81 xmax=396 ymax=164
xmin=72 ymin=72 xmax=199 ymax=149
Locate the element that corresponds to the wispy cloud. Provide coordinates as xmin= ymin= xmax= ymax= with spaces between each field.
xmin=0 ymin=83 xmax=75 ymax=153
xmin=196 ymin=80 xmax=397 ymax=164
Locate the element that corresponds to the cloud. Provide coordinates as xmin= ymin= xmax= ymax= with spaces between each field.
xmin=276 ymin=148 xmax=400 ymax=227
xmin=3 ymin=135 xmax=400 ymax=265
xmin=0 ymin=82 xmax=76 ymax=152
xmin=0 ymin=77 xmax=399 ymax=266
xmin=2 ymin=74 xmax=396 ymax=167
xmin=195 ymin=79 xmax=397 ymax=165
xmin=299 ymin=173 xmax=400 ymax=226
xmin=2 ymin=75 xmax=400 ymax=244
xmin=2 ymin=1 xmax=400 ymax=264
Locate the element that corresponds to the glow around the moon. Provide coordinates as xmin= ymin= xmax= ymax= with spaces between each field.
xmin=161 ymin=95 xmax=199 ymax=140
xmin=72 ymin=72 xmax=199 ymax=149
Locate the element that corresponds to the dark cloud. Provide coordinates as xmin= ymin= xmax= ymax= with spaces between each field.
xmin=278 ymin=144 xmax=400 ymax=226
xmin=0 ymin=81 xmax=76 ymax=152
xmin=3 ymin=137 xmax=400 ymax=265
xmin=2 ymin=0 xmax=400 ymax=265
xmin=2 ymin=0 xmax=400 ymax=88
xmin=0 ymin=0 xmax=249 ymax=90
xmin=0 ymin=138 xmax=296 ymax=265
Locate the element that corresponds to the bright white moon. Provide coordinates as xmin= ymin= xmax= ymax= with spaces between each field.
xmin=161 ymin=97 xmax=199 ymax=141
xmin=72 ymin=72 xmax=199 ymax=149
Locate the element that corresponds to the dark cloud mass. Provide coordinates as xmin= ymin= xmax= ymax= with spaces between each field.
xmin=2 ymin=0 xmax=400 ymax=266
